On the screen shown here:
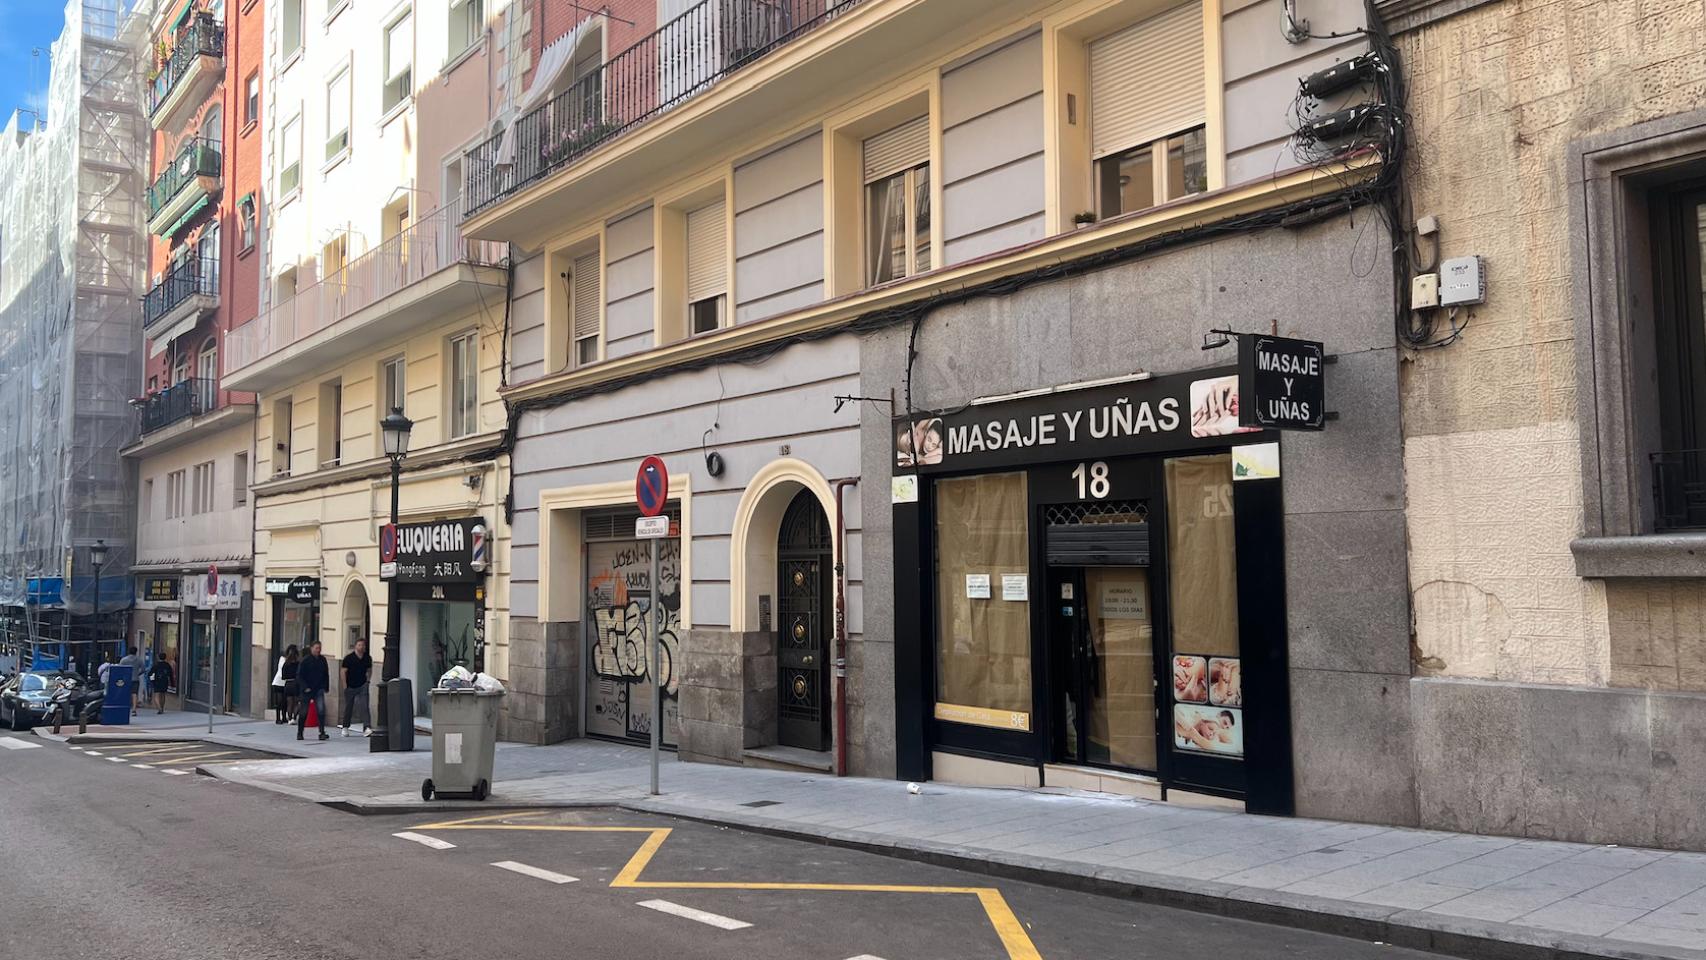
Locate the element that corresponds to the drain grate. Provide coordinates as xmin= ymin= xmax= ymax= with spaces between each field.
xmin=740 ymin=800 xmax=782 ymax=808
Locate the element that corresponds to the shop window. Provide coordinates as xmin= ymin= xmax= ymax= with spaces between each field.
xmin=934 ymin=472 xmax=1031 ymax=728
xmin=448 ymin=331 xmax=479 ymax=438
xmin=863 ymin=116 xmax=930 ymax=285
xmin=1164 ymin=454 xmax=1243 ymax=759
xmin=1088 ymin=2 xmax=1207 ymax=219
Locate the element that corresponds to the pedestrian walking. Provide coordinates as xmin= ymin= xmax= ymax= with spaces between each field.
xmin=270 ymin=650 xmax=289 ymax=724
xmin=118 ymin=646 xmax=143 ymax=716
xmin=280 ymin=645 xmax=300 ymax=724
xmin=148 ymin=655 xmax=174 ymax=714
xmin=339 ymin=638 xmax=374 ymax=737
xmin=98 ymin=652 xmax=115 ymax=689
xmin=296 ymin=640 xmax=330 ymax=741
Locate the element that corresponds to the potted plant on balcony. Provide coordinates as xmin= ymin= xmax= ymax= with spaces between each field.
xmin=1073 ymin=211 xmax=1097 ymax=230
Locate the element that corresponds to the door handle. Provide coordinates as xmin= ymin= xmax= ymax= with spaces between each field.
xmin=801 ymin=655 xmax=815 ymax=665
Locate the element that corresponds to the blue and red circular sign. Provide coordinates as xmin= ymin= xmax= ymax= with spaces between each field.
xmin=380 ymin=523 xmax=398 ymax=563
xmin=636 ymin=456 xmax=669 ymax=518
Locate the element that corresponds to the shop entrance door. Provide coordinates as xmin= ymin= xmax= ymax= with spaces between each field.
xmin=1047 ymin=565 xmax=1159 ymax=772
xmin=776 ymin=489 xmax=831 ymax=752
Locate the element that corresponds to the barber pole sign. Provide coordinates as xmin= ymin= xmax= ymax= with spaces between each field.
xmin=470 ymin=523 xmax=488 ymax=573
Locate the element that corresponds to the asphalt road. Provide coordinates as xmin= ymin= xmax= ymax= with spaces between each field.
xmin=0 ymin=732 xmax=1440 ymax=960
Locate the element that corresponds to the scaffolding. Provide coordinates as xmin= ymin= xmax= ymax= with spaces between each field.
xmin=0 ymin=0 xmax=147 ymax=672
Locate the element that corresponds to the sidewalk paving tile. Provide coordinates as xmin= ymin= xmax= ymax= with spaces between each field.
xmin=1509 ymin=900 xmax=1653 ymax=938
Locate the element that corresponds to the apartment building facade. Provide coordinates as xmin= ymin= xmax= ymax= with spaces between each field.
xmin=463 ymin=0 xmax=1408 ymax=815
xmin=1387 ymin=0 xmax=1706 ymax=849
xmin=125 ymin=0 xmax=264 ymax=714
xmin=229 ymin=0 xmax=512 ymax=723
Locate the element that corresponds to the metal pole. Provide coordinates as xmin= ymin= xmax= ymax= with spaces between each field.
xmin=373 ymin=455 xmax=402 ymax=752
xmin=92 ymin=560 xmax=101 ymax=684
xmin=208 ymin=614 xmax=216 ymax=734
xmin=649 ymin=539 xmax=661 ymax=796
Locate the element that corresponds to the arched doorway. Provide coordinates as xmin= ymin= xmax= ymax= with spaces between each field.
xmin=776 ymin=489 xmax=832 ymax=751
xmin=342 ymin=580 xmax=370 ymax=655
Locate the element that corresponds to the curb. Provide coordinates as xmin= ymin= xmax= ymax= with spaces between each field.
xmin=195 ymin=767 xmax=1700 ymax=960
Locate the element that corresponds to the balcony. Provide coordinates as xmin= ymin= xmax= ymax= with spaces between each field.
xmin=223 ymin=197 xmax=507 ymax=393
xmin=463 ymin=0 xmax=869 ymax=229
xmin=139 ymin=378 xmax=217 ymax=435
xmin=143 ymin=257 xmax=219 ymax=348
xmin=148 ymin=138 xmax=222 ymax=237
xmin=1653 ymin=450 xmax=1706 ymax=532
xmin=148 ymin=12 xmax=224 ymax=128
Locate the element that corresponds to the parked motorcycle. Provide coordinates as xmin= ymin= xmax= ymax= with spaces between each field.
xmin=44 ymin=675 xmax=104 ymax=734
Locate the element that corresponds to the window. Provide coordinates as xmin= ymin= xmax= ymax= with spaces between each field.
xmin=863 ymin=117 xmax=930 ymax=285
xmin=934 ymin=472 xmax=1031 ymax=727
xmin=201 ymin=103 xmax=223 ymax=152
xmin=449 ymin=0 xmax=484 ymax=56
xmin=196 ymin=340 xmax=218 ymax=411
xmin=280 ymin=114 xmax=302 ymax=195
xmin=570 ymin=252 xmax=600 ymax=365
xmin=383 ymin=13 xmax=413 ymax=113
xmin=272 ymin=397 xmax=293 ymax=476
xmin=233 ymin=452 xmax=248 ymax=506
xmin=142 ymin=478 xmax=154 ymax=523
xmin=166 ymin=469 xmax=187 ymax=520
xmin=317 ymin=380 xmax=342 ymax=468
xmin=325 ymin=66 xmax=351 ymax=162
xmin=1652 ymin=183 xmax=1706 ymax=531
xmin=380 ymin=355 xmax=406 ymax=423
xmin=245 ymin=72 xmax=260 ymax=126
xmin=239 ymin=194 xmax=257 ymax=251
xmin=449 ymin=331 xmax=478 ymax=438
xmin=685 ymin=200 xmax=726 ymax=334
xmin=1089 ymin=2 xmax=1207 ymax=218
xmin=191 ymin=460 xmax=215 ymax=515
xmin=282 ymin=0 xmax=303 ymax=59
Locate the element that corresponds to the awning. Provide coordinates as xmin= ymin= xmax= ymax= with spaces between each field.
xmin=162 ymin=194 xmax=212 ymax=238
xmin=147 ymin=310 xmax=199 ymax=358
xmin=497 ymin=18 xmax=593 ymax=166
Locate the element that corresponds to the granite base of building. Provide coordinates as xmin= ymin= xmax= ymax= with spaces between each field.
xmin=505 ymin=618 xmax=580 ymax=744
xmin=678 ymin=628 xmax=777 ymax=765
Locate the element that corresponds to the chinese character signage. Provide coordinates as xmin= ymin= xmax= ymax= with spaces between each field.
xmin=141 ymin=577 xmax=179 ymax=603
xmin=381 ymin=517 xmax=487 ymax=582
xmin=181 ymin=573 xmax=243 ymax=610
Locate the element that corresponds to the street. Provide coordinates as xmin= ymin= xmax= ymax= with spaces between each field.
xmin=0 ymin=732 xmax=1438 ymax=960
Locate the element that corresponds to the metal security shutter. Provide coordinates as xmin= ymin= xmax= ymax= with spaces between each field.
xmin=572 ymin=251 xmax=600 ymax=341
xmin=1089 ymin=1 xmax=1206 ymax=159
xmin=862 ymin=116 xmax=929 ymax=183
xmin=685 ymin=200 xmax=727 ymax=303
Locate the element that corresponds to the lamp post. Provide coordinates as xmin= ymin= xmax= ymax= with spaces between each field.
xmin=371 ymin=406 xmax=413 ymax=753
xmin=89 ymin=540 xmax=108 ymax=680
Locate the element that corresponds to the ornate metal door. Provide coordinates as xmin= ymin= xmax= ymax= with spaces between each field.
xmin=777 ymin=490 xmax=831 ymax=751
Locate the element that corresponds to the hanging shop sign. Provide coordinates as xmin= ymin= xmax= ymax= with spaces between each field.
xmin=1237 ymin=334 xmax=1326 ymax=431
xmin=893 ymin=365 xmax=1274 ymax=474
xmin=266 ymin=576 xmax=320 ymax=604
xmin=182 ymin=573 xmax=243 ymax=610
xmin=141 ymin=577 xmax=179 ymax=603
xmin=380 ymin=517 xmax=487 ymax=582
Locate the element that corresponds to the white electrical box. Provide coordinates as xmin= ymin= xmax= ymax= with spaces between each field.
xmin=1411 ymin=273 xmax=1440 ymax=309
xmin=1440 ymin=255 xmax=1485 ymax=306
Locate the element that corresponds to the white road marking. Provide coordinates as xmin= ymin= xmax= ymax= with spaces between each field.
xmin=491 ymin=861 xmax=578 ymax=885
xmin=846 ymin=956 xmax=889 ymax=959
xmin=636 ymin=899 xmax=752 ymax=930
xmin=131 ymin=764 xmax=154 ymax=770
xmin=162 ymin=769 xmax=190 ymax=775
xmin=107 ymin=756 xmax=127 ymax=762
xmin=84 ymin=751 xmax=103 ymax=756
xmin=0 ymin=738 xmax=41 ymax=750
xmin=393 ymin=832 xmax=456 ymax=851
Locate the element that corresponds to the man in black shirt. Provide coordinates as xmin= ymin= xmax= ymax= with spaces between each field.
xmin=296 ymin=640 xmax=330 ymax=741
xmin=339 ymin=637 xmax=374 ymax=738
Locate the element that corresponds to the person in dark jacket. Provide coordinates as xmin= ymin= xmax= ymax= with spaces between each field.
xmin=296 ymin=640 xmax=330 ymax=741
xmin=148 ymin=655 xmax=175 ymax=714
xmin=278 ymin=645 xmax=300 ymax=724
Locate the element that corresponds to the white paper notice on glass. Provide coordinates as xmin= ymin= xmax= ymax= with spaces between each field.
xmin=1001 ymin=574 xmax=1028 ymax=601
xmin=1100 ymin=581 xmax=1148 ymax=620
xmin=965 ymin=574 xmax=992 ymax=599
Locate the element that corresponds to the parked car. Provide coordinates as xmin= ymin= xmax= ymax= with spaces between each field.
xmin=0 ymin=672 xmax=102 ymax=731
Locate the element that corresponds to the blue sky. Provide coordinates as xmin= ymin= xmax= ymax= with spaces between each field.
xmin=0 ymin=4 xmax=71 ymax=130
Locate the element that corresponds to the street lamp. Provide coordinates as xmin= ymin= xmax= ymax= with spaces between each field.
xmin=372 ymin=407 xmax=413 ymax=753
xmin=89 ymin=540 xmax=108 ymax=679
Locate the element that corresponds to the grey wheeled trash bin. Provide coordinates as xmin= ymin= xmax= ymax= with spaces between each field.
xmin=422 ymin=688 xmax=503 ymax=801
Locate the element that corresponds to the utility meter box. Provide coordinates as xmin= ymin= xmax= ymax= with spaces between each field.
xmin=1440 ymin=255 xmax=1486 ymax=306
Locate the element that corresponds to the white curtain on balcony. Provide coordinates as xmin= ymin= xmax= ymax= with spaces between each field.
xmin=496 ymin=17 xmax=596 ymax=167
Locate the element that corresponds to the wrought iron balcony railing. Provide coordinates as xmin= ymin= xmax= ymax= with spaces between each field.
xmin=463 ymin=0 xmax=862 ymax=217
xmin=1653 ymin=449 xmax=1706 ymax=532
xmin=148 ymin=137 xmax=222 ymax=220
xmin=140 ymin=377 xmax=218 ymax=435
xmin=143 ymin=256 xmax=219 ymax=329
xmin=148 ymin=12 xmax=224 ymax=118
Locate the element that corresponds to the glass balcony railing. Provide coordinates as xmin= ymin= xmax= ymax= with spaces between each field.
xmin=147 ymin=12 xmax=224 ymax=118
xmin=140 ymin=377 xmax=218 ymax=435
xmin=463 ymin=0 xmax=863 ymax=217
xmin=147 ymin=138 xmax=222 ymax=221
xmin=143 ymin=257 xmax=219 ymax=329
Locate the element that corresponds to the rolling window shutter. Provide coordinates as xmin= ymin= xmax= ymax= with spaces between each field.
xmin=862 ymin=116 xmax=929 ymax=183
xmin=1089 ymin=1 xmax=1206 ymax=159
xmin=685 ymin=201 xmax=726 ymax=303
xmin=387 ymin=17 xmax=413 ymax=78
xmin=572 ymin=252 xmax=600 ymax=340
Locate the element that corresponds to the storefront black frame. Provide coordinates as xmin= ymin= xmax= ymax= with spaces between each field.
xmin=893 ymin=434 xmax=1295 ymax=816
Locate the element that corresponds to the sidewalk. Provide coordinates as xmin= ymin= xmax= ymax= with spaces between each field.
xmin=186 ymin=739 xmax=1706 ymax=960
xmin=49 ymin=707 xmax=411 ymax=760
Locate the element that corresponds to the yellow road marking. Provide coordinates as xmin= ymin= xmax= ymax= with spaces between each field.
xmin=151 ymin=750 xmax=241 ymax=765
xmin=413 ymin=812 xmax=1042 ymax=960
xmin=99 ymin=743 xmax=210 ymax=759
